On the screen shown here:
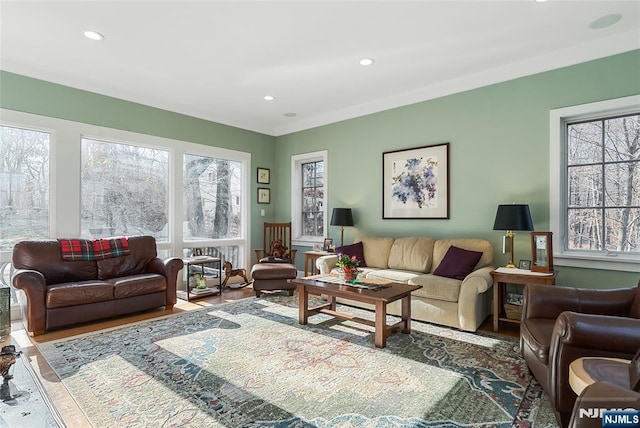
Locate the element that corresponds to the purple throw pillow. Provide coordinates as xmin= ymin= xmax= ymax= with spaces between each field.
xmin=433 ymin=245 xmax=483 ymax=280
xmin=335 ymin=241 xmax=366 ymax=267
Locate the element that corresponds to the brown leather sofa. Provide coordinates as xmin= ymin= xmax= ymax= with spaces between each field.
xmin=520 ymin=283 xmax=640 ymax=427
xmin=569 ymin=382 xmax=640 ymax=428
xmin=12 ymin=236 xmax=183 ymax=336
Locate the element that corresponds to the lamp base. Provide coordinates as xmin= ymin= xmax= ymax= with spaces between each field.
xmin=504 ymin=263 xmax=517 ymax=269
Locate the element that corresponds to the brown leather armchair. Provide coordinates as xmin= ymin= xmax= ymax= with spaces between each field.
xmin=520 ymin=282 xmax=640 ymax=427
xmin=569 ymin=382 xmax=640 ymax=428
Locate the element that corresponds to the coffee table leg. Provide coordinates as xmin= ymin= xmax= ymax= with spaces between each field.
xmin=298 ymin=284 xmax=308 ymax=325
xmin=401 ymin=295 xmax=411 ymax=334
xmin=375 ymin=301 xmax=386 ymax=348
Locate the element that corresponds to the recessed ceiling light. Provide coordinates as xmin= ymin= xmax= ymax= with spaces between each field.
xmin=83 ymin=30 xmax=104 ymax=41
xmin=263 ymin=95 xmax=275 ymax=101
xmin=589 ymin=13 xmax=622 ymax=30
xmin=535 ymin=0 xmax=548 ymax=3
xmin=359 ymin=58 xmax=375 ymax=66
xmin=283 ymin=112 xmax=297 ymax=117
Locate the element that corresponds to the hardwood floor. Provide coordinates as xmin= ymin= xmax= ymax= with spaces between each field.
xmin=6 ymin=286 xmax=518 ymax=427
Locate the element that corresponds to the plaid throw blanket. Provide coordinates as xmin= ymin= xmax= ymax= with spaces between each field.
xmin=58 ymin=237 xmax=130 ymax=261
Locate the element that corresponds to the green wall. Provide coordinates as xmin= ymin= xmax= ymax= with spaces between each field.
xmin=0 ymin=70 xmax=277 ymax=254
xmin=275 ymin=50 xmax=640 ymax=288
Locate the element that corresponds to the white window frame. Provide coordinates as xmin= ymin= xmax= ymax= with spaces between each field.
xmin=549 ymin=94 xmax=640 ymax=272
xmin=291 ymin=150 xmax=328 ymax=247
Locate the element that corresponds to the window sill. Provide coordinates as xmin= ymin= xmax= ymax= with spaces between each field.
xmin=554 ymin=253 xmax=640 ymax=273
xmin=293 ymin=237 xmax=323 ymax=247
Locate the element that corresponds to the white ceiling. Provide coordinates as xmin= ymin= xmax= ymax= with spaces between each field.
xmin=1 ymin=1 xmax=639 ymax=137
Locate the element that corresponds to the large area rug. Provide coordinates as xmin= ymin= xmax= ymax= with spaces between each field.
xmin=37 ymin=295 xmax=557 ymax=427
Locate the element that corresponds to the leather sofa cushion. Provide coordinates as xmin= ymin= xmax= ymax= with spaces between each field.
xmin=355 ymin=237 xmax=394 ymax=269
xmin=97 ymin=236 xmax=157 ymax=279
xmin=13 ymin=240 xmax=97 ymax=284
xmin=109 ymin=274 xmax=167 ymax=299
xmin=388 ymin=237 xmax=435 ymax=273
xmin=520 ymin=318 xmax=556 ymax=365
xmin=47 ymin=281 xmax=114 ymax=309
xmin=409 ymin=274 xmax=461 ymax=302
xmin=432 ymin=239 xmax=493 ymax=273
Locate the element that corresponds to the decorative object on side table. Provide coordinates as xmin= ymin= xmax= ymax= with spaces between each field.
xmin=492 ymin=203 xmax=534 ymax=268
xmin=336 ymin=253 xmax=360 ymax=282
xmin=531 ymin=231 xmax=553 ymax=273
xmin=382 ymin=142 xmax=450 ymax=219
xmin=322 ymin=238 xmax=333 ymax=252
xmin=518 ymin=259 xmax=531 ymax=270
xmin=330 ymin=208 xmax=354 ymax=247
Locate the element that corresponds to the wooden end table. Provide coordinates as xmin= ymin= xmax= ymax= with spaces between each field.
xmin=293 ymin=275 xmax=421 ymax=348
xmin=303 ymin=251 xmax=331 ymax=276
xmin=491 ymin=268 xmax=557 ymax=332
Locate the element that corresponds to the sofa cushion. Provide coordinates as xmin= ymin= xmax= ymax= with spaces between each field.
xmin=409 ymin=274 xmax=461 ymax=302
xmin=46 ymin=281 xmax=114 ymax=309
xmin=335 ymin=241 xmax=367 ymax=267
xmin=432 ymin=239 xmax=493 ymax=273
xmin=364 ymin=269 xmax=420 ymax=284
xmin=433 ymin=245 xmax=483 ymax=280
xmin=97 ymin=235 xmax=158 ymax=279
xmin=108 ymin=274 xmax=167 ymax=299
xmin=355 ymin=237 xmax=394 ymax=269
xmin=388 ymin=237 xmax=435 ymax=273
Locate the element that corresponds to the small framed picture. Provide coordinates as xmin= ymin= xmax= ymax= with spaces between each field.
xmin=518 ymin=259 xmax=531 ymax=270
xmin=257 ymin=167 xmax=270 ymax=184
xmin=322 ymin=238 xmax=333 ymax=252
xmin=257 ymin=188 xmax=270 ymax=204
xmin=312 ymin=243 xmax=322 ymax=252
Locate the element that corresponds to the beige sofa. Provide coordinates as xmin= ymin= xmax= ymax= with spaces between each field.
xmin=316 ymin=236 xmax=494 ymax=332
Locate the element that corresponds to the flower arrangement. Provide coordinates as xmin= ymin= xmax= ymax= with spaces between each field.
xmin=336 ymin=253 xmax=359 ymax=269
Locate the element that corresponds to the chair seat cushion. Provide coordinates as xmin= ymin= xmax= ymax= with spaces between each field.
xmin=521 ymin=318 xmax=556 ymax=365
xmin=251 ymin=263 xmax=297 ymax=280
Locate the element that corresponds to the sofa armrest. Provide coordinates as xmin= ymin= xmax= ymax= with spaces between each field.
xmin=11 ymin=269 xmax=47 ymax=335
xmin=457 ymin=266 xmax=494 ymax=331
xmin=523 ymin=283 xmax=637 ymax=321
xmin=552 ymin=312 xmax=640 ymax=356
xmin=569 ymin=382 xmax=640 ymax=428
xmin=316 ymin=254 xmax=338 ymax=274
xmin=146 ymin=257 xmax=183 ymax=307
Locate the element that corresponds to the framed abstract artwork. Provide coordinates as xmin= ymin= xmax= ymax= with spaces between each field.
xmin=382 ymin=143 xmax=450 ymax=219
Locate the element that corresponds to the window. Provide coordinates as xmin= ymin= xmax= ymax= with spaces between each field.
xmin=81 ymin=138 xmax=169 ymax=241
xmin=0 ymin=124 xmax=50 ymax=311
xmin=291 ymin=151 xmax=327 ymax=246
xmin=183 ymin=153 xmax=246 ymax=266
xmin=550 ymin=95 xmax=640 ymax=272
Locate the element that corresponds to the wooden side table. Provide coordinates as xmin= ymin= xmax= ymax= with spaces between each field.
xmin=491 ymin=269 xmax=557 ymax=332
xmin=569 ymin=357 xmax=631 ymax=395
xmin=303 ymin=251 xmax=331 ymax=276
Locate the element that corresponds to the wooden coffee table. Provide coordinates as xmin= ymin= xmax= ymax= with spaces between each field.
xmin=292 ymin=275 xmax=422 ymax=348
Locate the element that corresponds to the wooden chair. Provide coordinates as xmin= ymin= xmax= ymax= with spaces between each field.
xmin=254 ymin=222 xmax=297 ymax=264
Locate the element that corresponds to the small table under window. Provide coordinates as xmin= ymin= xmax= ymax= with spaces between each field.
xmin=179 ymin=256 xmax=222 ymax=301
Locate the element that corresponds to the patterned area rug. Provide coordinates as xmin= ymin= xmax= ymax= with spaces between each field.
xmin=37 ymin=295 xmax=558 ymax=427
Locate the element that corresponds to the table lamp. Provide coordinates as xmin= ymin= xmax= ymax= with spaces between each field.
xmin=493 ymin=204 xmax=534 ymax=268
xmin=330 ymin=208 xmax=354 ymax=247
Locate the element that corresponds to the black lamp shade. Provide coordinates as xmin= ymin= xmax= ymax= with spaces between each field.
xmin=493 ymin=204 xmax=534 ymax=231
xmin=330 ymin=208 xmax=354 ymax=227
